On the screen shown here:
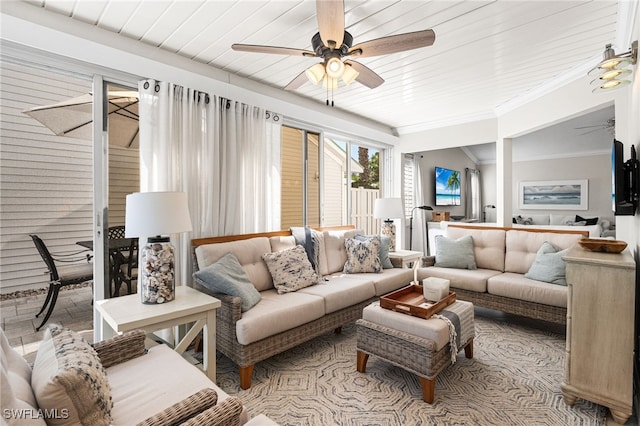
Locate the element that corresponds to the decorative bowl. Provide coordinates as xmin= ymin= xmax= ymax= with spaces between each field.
xmin=578 ymin=238 xmax=627 ymax=253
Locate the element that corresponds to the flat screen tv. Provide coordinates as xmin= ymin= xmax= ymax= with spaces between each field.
xmin=435 ymin=166 xmax=461 ymax=206
xmin=612 ymin=139 xmax=638 ymax=216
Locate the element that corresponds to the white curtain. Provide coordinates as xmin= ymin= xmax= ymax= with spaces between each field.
xmin=411 ymin=156 xmax=430 ymax=256
xmin=138 ymin=80 xmax=281 ymax=283
xmin=465 ymin=168 xmax=481 ymax=222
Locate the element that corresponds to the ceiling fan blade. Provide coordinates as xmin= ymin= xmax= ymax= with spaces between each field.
xmin=316 ymin=0 xmax=344 ymax=49
xmin=284 ymin=71 xmax=309 ymax=91
xmin=232 ymin=44 xmax=316 ymax=57
xmin=345 ymin=60 xmax=384 ymax=88
xmin=348 ymin=29 xmax=435 ymax=58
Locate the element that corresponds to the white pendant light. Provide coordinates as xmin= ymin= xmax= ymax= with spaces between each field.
xmin=341 ymin=64 xmax=360 ymax=85
xmin=305 ymin=63 xmax=325 ymax=85
xmin=325 ymin=57 xmax=345 ymax=79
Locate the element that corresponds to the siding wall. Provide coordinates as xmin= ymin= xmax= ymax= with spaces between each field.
xmin=0 ymin=62 xmax=141 ymax=294
xmin=0 ymin=62 xmax=93 ymax=293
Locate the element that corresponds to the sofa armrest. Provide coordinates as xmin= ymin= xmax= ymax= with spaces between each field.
xmin=423 ymin=255 xmax=436 ymax=267
xmin=193 ymin=282 xmax=243 ymax=322
xmin=180 ymin=397 xmax=243 ymax=426
xmin=136 ymin=388 xmax=218 ymax=426
xmin=92 ymin=329 xmax=146 ymax=368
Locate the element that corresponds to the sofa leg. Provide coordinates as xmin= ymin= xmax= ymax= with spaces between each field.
xmin=334 ymin=326 xmax=342 ymax=334
xmin=356 ymin=350 xmax=369 ymax=373
xmin=464 ymin=339 xmax=474 ymax=359
xmin=418 ymin=376 xmax=436 ymax=403
xmin=239 ymin=365 xmax=254 ymax=390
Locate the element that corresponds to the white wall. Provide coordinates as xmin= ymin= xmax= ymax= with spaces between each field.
xmin=414 ymin=148 xmax=477 ymax=219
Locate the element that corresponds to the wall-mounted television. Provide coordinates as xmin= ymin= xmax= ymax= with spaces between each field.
xmin=612 ymin=139 xmax=639 ymax=216
xmin=435 ymin=166 xmax=461 ymax=206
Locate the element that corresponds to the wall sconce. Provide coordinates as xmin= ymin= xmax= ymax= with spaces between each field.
xmin=589 ymin=41 xmax=637 ymax=92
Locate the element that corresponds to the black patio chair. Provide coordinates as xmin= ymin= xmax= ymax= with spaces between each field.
xmin=29 ymin=235 xmax=93 ymax=331
xmin=113 ymin=238 xmax=138 ymax=297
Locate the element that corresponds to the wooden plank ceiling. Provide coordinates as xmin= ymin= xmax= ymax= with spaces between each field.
xmin=22 ymin=0 xmax=620 ymax=134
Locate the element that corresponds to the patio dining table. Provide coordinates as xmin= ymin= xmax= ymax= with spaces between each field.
xmin=77 ymin=238 xmax=136 ymax=297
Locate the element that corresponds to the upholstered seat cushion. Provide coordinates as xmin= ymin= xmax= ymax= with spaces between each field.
xmin=362 ymin=303 xmax=452 ymax=351
xmin=487 ymin=272 xmax=568 ymax=308
xmin=235 ymin=290 xmax=325 ymax=345
xmin=341 ymin=268 xmax=413 ymax=296
xmin=107 ymin=344 xmax=249 ymax=425
xmin=299 ymin=276 xmax=375 ymax=313
xmin=418 ymin=267 xmax=500 ymax=293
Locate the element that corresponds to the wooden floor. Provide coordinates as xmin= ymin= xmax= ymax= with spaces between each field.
xmin=0 ymin=285 xmax=635 ymax=425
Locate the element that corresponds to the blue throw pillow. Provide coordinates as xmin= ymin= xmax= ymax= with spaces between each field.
xmin=524 ymin=241 xmax=569 ymax=286
xmin=193 ymin=252 xmax=261 ymax=311
xmin=434 ymin=235 xmax=477 ymax=270
xmin=355 ymin=234 xmax=394 ymax=269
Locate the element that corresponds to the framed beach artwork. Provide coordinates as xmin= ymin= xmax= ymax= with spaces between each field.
xmin=518 ymin=179 xmax=588 ymax=210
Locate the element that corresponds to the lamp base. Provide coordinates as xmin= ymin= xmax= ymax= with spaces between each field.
xmin=381 ymin=220 xmax=397 ymax=252
xmin=140 ymin=236 xmax=175 ymax=304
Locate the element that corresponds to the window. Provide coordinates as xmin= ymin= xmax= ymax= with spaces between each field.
xmin=281 ymin=126 xmax=320 ymax=229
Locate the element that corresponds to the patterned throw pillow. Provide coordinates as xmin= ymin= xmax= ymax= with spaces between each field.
xmin=262 ymin=245 xmax=319 ymax=294
xmin=31 ymin=325 xmax=113 ymax=426
xmin=524 ymin=241 xmax=569 ymax=285
xmin=344 ymin=236 xmax=382 ymax=273
xmin=435 ymin=235 xmax=477 ymax=270
xmin=355 ymin=234 xmax=394 ymax=269
xmin=193 ymin=252 xmax=262 ymax=312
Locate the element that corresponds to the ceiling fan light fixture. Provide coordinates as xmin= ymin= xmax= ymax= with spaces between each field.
xmin=305 ymin=63 xmax=326 ymax=85
xmin=326 ymin=57 xmax=345 ymax=79
xmin=322 ymin=76 xmax=339 ymax=90
xmin=341 ymin=64 xmax=359 ymax=85
xmin=592 ymin=78 xmax=631 ymax=93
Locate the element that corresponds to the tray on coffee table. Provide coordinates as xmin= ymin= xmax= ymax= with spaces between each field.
xmin=380 ymin=285 xmax=456 ymax=320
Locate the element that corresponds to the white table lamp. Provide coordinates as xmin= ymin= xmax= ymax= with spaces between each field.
xmin=374 ymin=198 xmax=404 ymax=251
xmin=125 ymin=191 xmax=193 ymax=304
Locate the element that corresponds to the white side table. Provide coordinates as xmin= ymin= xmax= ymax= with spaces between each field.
xmin=96 ymin=286 xmax=221 ymax=382
xmin=388 ymin=250 xmax=423 ymax=269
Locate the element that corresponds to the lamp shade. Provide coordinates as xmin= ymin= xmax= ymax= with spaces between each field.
xmin=374 ymin=198 xmax=404 ymax=220
xmin=125 ymin=191 xmax=193 ymax=237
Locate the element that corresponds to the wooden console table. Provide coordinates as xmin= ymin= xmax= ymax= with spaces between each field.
xmin=561 ymin=245 xmax=636 ymax=424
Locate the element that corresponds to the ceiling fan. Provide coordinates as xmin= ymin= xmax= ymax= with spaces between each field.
xmin=575 ymin=118 xmax=615 ymax=136
xmin=231 ymin=0 xmax=435 ymax=97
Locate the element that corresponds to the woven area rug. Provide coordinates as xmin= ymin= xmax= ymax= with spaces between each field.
xmin=215 ymin=315 xmax=606 ymax=425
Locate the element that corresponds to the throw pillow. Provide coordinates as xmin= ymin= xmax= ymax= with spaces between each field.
xmin=193 ymin=252 xmax=261 ymax=312
xmin=31 ymin=325 xmax=112 ymax=426
xmin=290 ymin=226 xmax=324 ymax=280
xmin=524 ymin=241 xmax=569 ymax=286
xmin=575 ymin=215 xmax=599 ymax=226
xmin=343 ymin=236 xmax=382 ymax=274
xmin=262 ymin=245 xmax=319 ymax=294
xmin=355 ymin=234 xmax=394 ymax=269
xmin=434 ymin=235 xmax=477 ymax=270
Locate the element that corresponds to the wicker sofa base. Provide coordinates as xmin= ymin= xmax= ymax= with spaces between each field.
xmin=451 ymin=287 xmax=567 ymax=325
xmin=356 ymin=319 xmax=474 ymax=403
xmin=208 ymin=287 xmax=376 ymax=389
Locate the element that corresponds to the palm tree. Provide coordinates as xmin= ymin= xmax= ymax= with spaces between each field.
xmin=446 ymin=171 xmax=460 ymax=204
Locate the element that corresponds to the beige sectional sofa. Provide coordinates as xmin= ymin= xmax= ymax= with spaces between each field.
xmin=191 ymin=226 xmax=414 ymax=389
xmin=418 ymin=224 xmax=588 ymax=324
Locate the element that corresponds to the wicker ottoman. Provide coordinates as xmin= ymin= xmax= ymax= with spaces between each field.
xmin=356 ymin=300 xmax=475 ymax=403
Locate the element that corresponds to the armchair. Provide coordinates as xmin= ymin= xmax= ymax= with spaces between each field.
xmin=0 ymin=326 xmax=248 ymax=426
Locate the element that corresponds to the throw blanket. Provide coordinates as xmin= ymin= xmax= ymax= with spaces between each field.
xmin=290 ymin=227 xmax=317 ymax=269
xmin=433 ymin=301 xmax=474 ymax=363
